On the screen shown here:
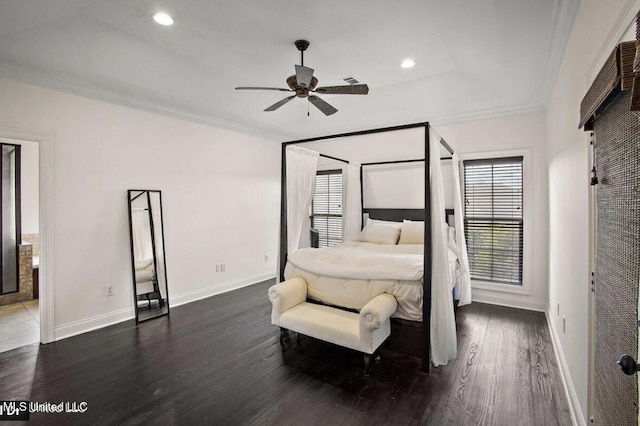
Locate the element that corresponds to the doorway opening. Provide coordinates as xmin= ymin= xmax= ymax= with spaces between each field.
xmin=0 ymin=138 xmax=40 ymax=353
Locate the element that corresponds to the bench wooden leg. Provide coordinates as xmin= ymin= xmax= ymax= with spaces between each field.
xmin=363 ymin=354 xmax=372 ymax=376
xmin=363 ymin=348 xmax=383 ymax=376
xmin=279 ymin=328 xmax=302 ymax=348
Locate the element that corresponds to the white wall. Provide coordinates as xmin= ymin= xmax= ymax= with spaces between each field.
xmin=0 ymin=78 xmax=280 ymax=339
xmin=306 ymin=126 xmax=454 ymax=210
xmin=303 ymin=127 xmax=426 ymax=164
xmin=437 ymin=110 xmax=549 ymax=312
xmin=362 ymin=162 xmax=425 ymax=209
xmin=546 ymin=0 xmax=640 ymax=423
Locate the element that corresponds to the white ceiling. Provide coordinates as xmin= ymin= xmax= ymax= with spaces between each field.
xmin=0 ymin=0 xmax=578 ymax=141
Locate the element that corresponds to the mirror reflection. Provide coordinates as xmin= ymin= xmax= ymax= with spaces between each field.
xmin=128 ymin=190 xmax=169 ymax=322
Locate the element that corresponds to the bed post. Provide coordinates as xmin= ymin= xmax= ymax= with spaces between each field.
xmin=279 ymin=143 xmax=288 ymax=282
xmin=423 ymin=123 xmax=432 ymax=373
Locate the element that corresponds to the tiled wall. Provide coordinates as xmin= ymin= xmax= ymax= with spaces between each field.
xmin=22 ymin=234 xmax=39 ymax=257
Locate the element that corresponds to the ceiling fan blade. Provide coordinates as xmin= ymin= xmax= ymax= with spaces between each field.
xmin=236 ymin=87 xmax=292 ymax=92
xmin=315 ymin=84 xmax=369 ymax=95
xmin=308 ymin=95 xmax=338 ymax=116
xmin=295 ymin=65 xmax=314 ymax=88
xmin=264 ymin=95 xmax=296 ymax=112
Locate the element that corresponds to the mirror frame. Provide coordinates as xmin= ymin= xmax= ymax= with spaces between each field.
xmin=127 ymin=189 xmax=170 ymax=323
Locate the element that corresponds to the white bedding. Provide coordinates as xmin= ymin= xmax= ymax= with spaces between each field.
xmin=287 ymin=241 xmax=423 ymax=281
xmin=135 ymin=269 xmax=154 ymax=283
xmin=284 ymin=241 xmax=458 ymax=321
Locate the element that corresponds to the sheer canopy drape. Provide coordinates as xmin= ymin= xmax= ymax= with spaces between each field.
xmin=344 ymin=162 xmax=362 ymax=241
xmin=286 ymin=145 xmax=319 ymax=254
xmin=452 ymin=153 xmax=472 ymax=306
xmin=429 ymin=128 xmax=457 ymax=366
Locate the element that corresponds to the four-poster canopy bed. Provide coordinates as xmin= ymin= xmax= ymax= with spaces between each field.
xmin=277 ymin=122 xmax=468 ymax=371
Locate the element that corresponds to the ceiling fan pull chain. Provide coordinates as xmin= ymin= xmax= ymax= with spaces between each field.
xmin=307 ymin=99 xmax=310 ymax=116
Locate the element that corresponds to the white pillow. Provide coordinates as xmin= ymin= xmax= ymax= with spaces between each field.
xmin=398 ymin=219 xmax=424 ymax=244
xmin=355 ymin=222 xmax=401 ymax=244
xmin=367 ymin=218 xmax=403 ymax=228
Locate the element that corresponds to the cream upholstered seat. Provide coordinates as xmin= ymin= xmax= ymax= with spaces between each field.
xmin=268 ymin=277 xmax=397 ymax=372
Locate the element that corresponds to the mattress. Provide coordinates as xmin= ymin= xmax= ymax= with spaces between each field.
xmin=285 ymin=241 xmax=458 ymax=321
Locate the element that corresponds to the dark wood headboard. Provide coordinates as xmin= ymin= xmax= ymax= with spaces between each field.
xmin=363 ymin=208 xmax=424 ymax=222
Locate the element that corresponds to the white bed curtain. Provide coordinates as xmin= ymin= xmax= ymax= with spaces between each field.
xmin=452 ymin=153 xmax=472 ymax=306
xmin=286 ymin=145 xmax=319 ymax=254
xmin=429 ymin=127 xmax=457 ymax=366
xmin=344 ymin=163 xmax=362 ymax=241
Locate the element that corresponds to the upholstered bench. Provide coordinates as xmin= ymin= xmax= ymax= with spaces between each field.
xmin=268 ymin=277 xmax=397 ymax=373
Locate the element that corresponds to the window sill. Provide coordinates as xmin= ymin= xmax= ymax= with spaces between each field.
xmin=471 ymin=279 xmax=530 ymax=296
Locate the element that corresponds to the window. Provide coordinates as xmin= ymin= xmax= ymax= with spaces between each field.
xmin=463 ymin=156 xmax=523 ymax=285
xmin=310 ymin=170 xmax=343 ymax=247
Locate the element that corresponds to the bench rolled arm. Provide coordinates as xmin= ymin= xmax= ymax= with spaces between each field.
xmin=268 ymin=277 xmax=308 ymax=325
xmin=359 ymin=293 xmax=397 ymax=332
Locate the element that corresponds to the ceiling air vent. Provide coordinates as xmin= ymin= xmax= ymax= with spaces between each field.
xmin=342 ymin=76 xmax=360 ymax=85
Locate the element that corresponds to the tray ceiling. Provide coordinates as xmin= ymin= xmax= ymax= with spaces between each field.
xmin=0 ymin=0 xmax=578 ymax=140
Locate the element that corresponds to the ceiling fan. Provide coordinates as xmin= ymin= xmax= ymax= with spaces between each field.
xmin=235 ymin=40 xmax=369 ymax=116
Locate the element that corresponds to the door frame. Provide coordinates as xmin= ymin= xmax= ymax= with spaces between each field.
xmin=0 ymin=125 xmax=54 ymax=343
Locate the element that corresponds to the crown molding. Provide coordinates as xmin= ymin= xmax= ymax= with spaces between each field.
xmin=429 ymin=103 xmax=545 ymax=127
xmin=0 ymin=59 xmax=288 ymax=142
xmin=541 ymin=0 xmax=582 ymax=105
xmin=0 ymin=59 xmax=547 ymax=140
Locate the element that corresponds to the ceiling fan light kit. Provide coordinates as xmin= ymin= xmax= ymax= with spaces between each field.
xmin=235 ymin=39 xmax=369 ymax=116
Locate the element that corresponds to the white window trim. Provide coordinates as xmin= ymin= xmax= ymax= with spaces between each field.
xmin=459 ymin=148 xmax=533 ymax=296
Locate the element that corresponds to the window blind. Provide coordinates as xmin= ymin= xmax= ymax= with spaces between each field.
xmin=463 ymin=156 xmax=523 ymax=285
xmin=311 ymin=170 xmax=343 ymax=247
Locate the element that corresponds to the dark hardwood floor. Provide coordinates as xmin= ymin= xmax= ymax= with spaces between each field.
xmin=0 ymin=280 xmax=572 ymax=425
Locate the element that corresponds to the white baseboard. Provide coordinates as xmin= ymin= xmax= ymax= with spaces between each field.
xmin=546 ymin=309 xmax=586 ymax=426
xmin=471 ymin=288 xmax=547 ymax=312
xmin=55 ymin=306 xmax=134 ymax=341
xmin=170 ymin=272 xmax=276 ymax=307
xmin=54 ymin=273 xmax=276 ymax=341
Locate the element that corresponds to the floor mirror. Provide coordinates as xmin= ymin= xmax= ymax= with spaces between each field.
xmin=127 ymin=190 xmax=169 ymax=322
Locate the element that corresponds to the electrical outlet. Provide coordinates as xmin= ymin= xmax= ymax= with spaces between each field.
xmin=103 ymin=286 xmax=114 ymax=297
xmin=562 ymin=316 xmax=566 ymax=333
xmin=264 ymin=255 xmax=269 ymax=262
xmin=216 ymin=264 xmax=221 ymax=272
xmin=221 ymin=264 xmax=226 ymax=272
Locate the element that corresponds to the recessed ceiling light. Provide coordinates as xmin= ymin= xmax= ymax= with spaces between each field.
xmin=153 ymin=12 xmax=174 ymax=26
xmin=401 ymin=59 xmax=415 ymax=69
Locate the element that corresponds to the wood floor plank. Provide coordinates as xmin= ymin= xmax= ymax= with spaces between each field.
xmin=0 ymin=281 xmax=572 ymax=425
xmin=429 ymin=302 xmax=492 ymax=424
xmin=462 ymin=304 xmax=503 ymax=425
xmin=504 ymin=306 xmax=533 ymax=426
